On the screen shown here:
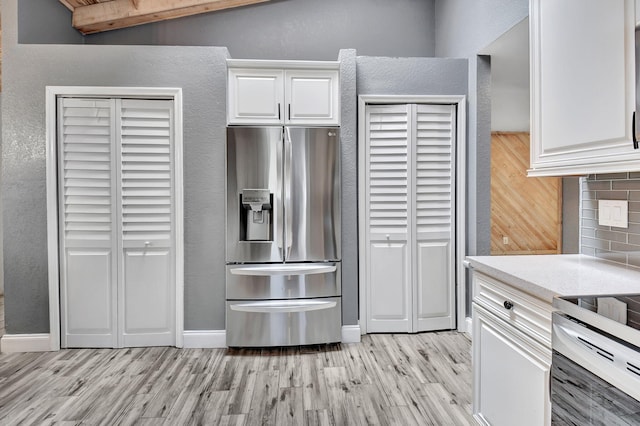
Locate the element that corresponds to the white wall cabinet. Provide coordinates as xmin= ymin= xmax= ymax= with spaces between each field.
xmin=471 ymin=272 xmax=552 ymax=426
xmin=529 ymin=0 xmax=638 ymax=176
xmin=227 ymin=62 xmax=340 ymax=126
xmin=362 ymin=103 xmax=456 ymax=333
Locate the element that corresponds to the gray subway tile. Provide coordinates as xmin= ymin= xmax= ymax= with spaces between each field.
xmin=582 ymin=237 xmax=610 ymax=250
xmin=594 ymin=190 xmax=628 ymax=200
xmin=595 ymin=249 xmax=628 ymax=265
xmin=594 ymin=229 xmax=628 ymax=243
xmin=583 ymin=181 xmax=612 ymax=191
xmin=612 ymin=180 xmax=640 ymax=191
xmin=629 ymin=212 xmax=640 ymax=224
xmin=611 ymin=242 xmax=640 ymax=252
xmin=594 ymin=173 xmax=630 ymax=180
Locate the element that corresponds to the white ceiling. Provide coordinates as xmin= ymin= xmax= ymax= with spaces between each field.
xmin=480 ymin=18 xmax=530 ymax=132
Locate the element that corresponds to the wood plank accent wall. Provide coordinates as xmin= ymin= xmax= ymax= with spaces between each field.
xmin=491 ymin=132 xmax=562 ymax=255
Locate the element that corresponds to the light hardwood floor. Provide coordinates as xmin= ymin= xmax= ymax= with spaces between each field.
xmin=0 ymin=331 xmax=473 ymax=425
xmin=0 ymin=294 xmax=4 ymax=338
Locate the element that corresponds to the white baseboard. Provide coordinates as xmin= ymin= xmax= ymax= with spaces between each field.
xmin=1 ymin=333 xmax=53 ymax=353
xmin=182 ymin=330 xmax=227 ymax=348
xmin=464 ymin=317 xmax=473 ymax=336
xmin=0 ymin=328 xmax=363 ymax=352
xmin=341 ymin=325 xmax=361 ymax=343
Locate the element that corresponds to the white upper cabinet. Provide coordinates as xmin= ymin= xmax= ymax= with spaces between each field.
xmin=228 ymin=68 xmax=284 ymax=125
xmin=529 ymin=0 xmax=637 ymax=176
xmin=227 ymin=60 xmax=340 ymax=126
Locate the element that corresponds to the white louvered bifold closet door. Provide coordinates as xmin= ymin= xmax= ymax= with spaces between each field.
xmin=413 ymin=104 xmax=456 ymax=331
xmin=58 ymin=97 xmax=175 ymax=348
xmin=118 ymin=99 xmax=175 ymax=347
xmin=364 ymin=103 xmax=456 ymax=333
xmin=59 ymin=98 xmax=118 ymax=348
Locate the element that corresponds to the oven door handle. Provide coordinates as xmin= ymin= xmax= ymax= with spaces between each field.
xmin=229 ymin=299 xmax=337 ymax=313
xmin=229 ymin=264 xmax=337 ymax=276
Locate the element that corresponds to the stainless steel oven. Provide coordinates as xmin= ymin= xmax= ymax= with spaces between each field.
xmin=552 ymin=296 xmax=640 ymax=425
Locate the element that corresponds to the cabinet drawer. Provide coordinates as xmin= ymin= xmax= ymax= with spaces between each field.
xmin=473 ymin=272 xmax=552 ymax=348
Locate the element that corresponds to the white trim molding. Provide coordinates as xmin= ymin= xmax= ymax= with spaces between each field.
xmin=182 ymin=330 xmax=227 ymax=348
xmin=1 ymin=334 xmax=53 ymax=353
xmin=341 ymin=325 xmax=362 ymax=344
xmin=357 ymin=95 xmax=467 ymax=334
xmin=46 ymin=86 xmax=184 ymax=351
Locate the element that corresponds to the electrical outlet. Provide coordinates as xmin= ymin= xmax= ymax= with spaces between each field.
xmin=598 ymin=200 xmax=628 ymax=228
xmin=503 ymin=236 xmax=509 ymax=245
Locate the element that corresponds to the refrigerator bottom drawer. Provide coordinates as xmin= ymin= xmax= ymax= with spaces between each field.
xmin=226 ymin=297 xmax=342 ymax=347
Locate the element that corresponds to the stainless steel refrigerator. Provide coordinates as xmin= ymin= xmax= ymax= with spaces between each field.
xmin=226 ymin=126 xmax=341 ymax=347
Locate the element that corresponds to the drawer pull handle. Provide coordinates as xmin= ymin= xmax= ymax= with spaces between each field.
xmin=503 ymin=301 xmax=514 ymax=310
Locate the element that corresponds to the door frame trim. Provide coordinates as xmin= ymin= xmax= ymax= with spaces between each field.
xmin=45 ymin=86 xmax=184 ymax=351
xmin=357 ymin=95 xmax=467 ymax=334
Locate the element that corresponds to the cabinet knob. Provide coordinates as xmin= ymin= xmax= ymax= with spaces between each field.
xmin=503 ymin=300 xmax=514 ymax=310
xmin=144 ymin=241 xmax=151 ymax=246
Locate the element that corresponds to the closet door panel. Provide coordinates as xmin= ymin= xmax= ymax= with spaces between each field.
xmin=59 ymin=98 xmax=117 ymax=348
xmin=122 ymin=249 xmax=173 ymax=346
xmin=365 ymin=105 xmax=411 ymax=333
xmin=413 ymin=104 xmax=456 ymax=331
xmin=368 ymin=241 xmax=410 ymax=332
xmin=118 ymin=99 xmax=175 ymax=347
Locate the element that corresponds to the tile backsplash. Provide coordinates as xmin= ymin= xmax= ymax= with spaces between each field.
xmin=581 ymin=172 xmax=640 ymax=267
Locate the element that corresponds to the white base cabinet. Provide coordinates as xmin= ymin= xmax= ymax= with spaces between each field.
xmin=472 ymin=272 xmax=552 ymax=426
xmin=529 ymin=0 xmax=637 ymax=176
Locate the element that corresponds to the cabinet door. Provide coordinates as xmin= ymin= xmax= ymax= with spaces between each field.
xmin=529 ymin=0 xmax=637 ymax=176
xmin=473 ymin=304 xmax=551 ymax=426
xmin=285 ymin=69 xmax=340 ymax=125
xmin=228 ymin=68 xmax=284 ymax=124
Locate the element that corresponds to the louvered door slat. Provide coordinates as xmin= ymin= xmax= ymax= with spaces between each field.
xmin=60 ymin=99 xmax=114 ymax=243
xmin=367 ymin=105 xmax=410 ymax=235
xmin=120 ymin=99 xmax=173 ymax=244
xmin=415 ymin=105 xmax=455 ymax=236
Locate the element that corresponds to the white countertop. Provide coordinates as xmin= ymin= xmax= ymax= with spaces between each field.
xmin=466 ymin=254 xmax=640 ymax=303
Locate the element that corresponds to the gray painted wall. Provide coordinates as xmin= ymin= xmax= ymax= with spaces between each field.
xmin=434 ymin=0 xmax=529 ymax=59
xmin=356 ymin=57 xmax=467 ymax=96
xmin=434 ymin=0 xmax=529 ymax=259
xmin=4 ymin=0 xmax=232 ymax=332
xmin=3 ymin=0 xmax=469 ymax=334
xmin=19 ymin=0 xmax=436 ymax=60
xmin=2 ymin=0 xmax=363 ymax=334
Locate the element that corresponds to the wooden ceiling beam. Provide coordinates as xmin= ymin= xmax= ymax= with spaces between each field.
xmin=67 ymin=0 xmax=271 ymax=35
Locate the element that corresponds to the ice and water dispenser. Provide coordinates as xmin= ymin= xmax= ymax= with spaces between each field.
xmin=239 ymin=189 xmax=273 ymax=241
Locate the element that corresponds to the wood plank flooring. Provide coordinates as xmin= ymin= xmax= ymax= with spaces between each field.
xmin=0 ymin=331 xmax=474 ymax=425
xmin=0 ymin=295 xmax=4 ymax=338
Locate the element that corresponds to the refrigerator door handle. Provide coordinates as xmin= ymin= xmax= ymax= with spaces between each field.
xmin=284 ymin=127 xmax=293 ymax=259
xmin=275 ymin=127 xmax=284 ymax=259
xmin=229 ymin=264 xmax=337 ymax=276
xmin=229 ymin=299 xmax=337 ymax=313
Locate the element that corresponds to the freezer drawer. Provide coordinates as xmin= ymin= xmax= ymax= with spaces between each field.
xmin=226 ymin=297 xmax=342 ymax=347
xmin=226 ymin=262 xmax=341 ymax=300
